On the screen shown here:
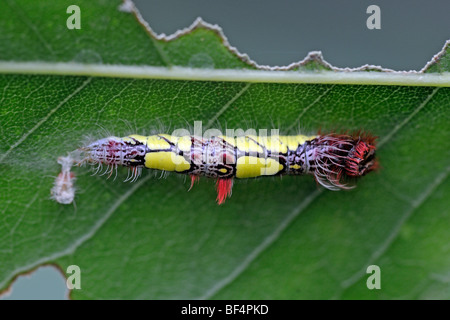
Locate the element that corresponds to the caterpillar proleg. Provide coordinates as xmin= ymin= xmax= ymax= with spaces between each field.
xmin=58 ymin=131 xmax=377 ymax=205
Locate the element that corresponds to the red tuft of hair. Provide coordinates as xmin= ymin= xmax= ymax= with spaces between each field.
xmin=216 ymin=179 xmax=234 ymax=205
xmin=188 ymin=174 xmax=200 ymax=191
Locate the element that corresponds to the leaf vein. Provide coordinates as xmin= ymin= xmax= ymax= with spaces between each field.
xmin=205 ymin=83 xmax=251 ymax=129
xmin=6 ymin=0 xmax=55 ymax=57
xmin=336 ymin=165 xmax=450 ymax=298
xmin=378 ymin=87 xmax=440 ymax=147
xmin=199 ymin=188 xmax=323 ymax=299
xmin=0 ymin=173 xmax=151 ymax=290
xmin=0 ymin=77 xmax=92 ymax=163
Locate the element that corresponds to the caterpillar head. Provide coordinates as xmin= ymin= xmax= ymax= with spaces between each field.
xmin=314 ymin=132 xmax=378 ymax=190
xmin=344 ymin=139 xmax=377 ymax=177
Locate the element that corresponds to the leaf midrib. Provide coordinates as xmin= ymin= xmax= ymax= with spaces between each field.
xmin=1 ymin=62 xmax=450 ymax=87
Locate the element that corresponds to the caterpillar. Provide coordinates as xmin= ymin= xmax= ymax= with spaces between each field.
xmin=57 ymin=131 xmax=377 ymax=205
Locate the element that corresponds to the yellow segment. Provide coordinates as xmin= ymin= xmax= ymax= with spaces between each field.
xmin=278 ymin=135 xmax=317 ymax=151
xmin=176 ymin=136 xmax=192 ymax=153
xmin=144 ymin=152 xmax=191 ymax=172
xmin=218 ymin=135 xmax=236 ymax=146
xmin=145 ymin=151 xmax=191 ymax=172
xmin=146 ymin=135 xmax=171 ymax=150
xmin=236 ymin=156 xmax=283 ymax=178
xmin=256 ymin=135 xmax=287 ymax=154
xmin=126 ymin=134 xmax=148 ymax=145
xmin=236 ymin=135 xmax=264 ymax=154
xmin=158 ymin=134 xmax=179 ymax=145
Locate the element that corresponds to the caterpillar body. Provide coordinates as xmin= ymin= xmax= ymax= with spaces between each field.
xmin=64 ymin=132 xmax=377 ymax=205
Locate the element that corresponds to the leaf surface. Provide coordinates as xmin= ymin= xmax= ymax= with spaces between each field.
xmin=0 ymin=0 xmax=449 ymax=299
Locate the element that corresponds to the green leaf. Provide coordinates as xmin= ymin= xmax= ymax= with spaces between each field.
xmin=0 ymin=0 xmax=449 ymax=300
